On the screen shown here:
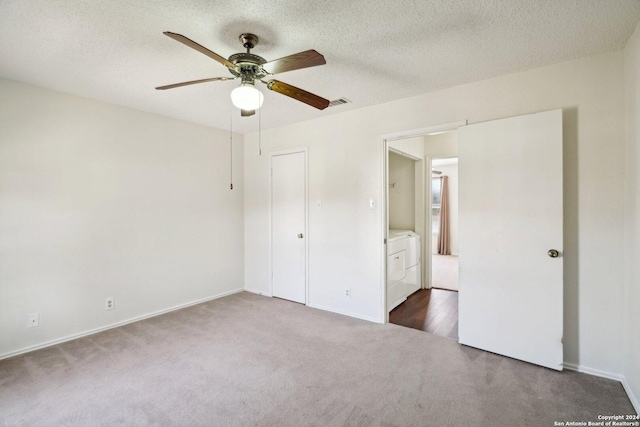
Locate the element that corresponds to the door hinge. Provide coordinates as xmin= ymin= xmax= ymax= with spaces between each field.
xmin=384 ymin=238 xmax=387 ymax=244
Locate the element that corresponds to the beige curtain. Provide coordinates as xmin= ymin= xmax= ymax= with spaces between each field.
xmin=437 ymin=176 xmax=451 ymax=255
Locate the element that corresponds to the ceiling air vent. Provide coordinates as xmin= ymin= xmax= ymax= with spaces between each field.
xmin=328 ymin=98 xmax=351 ymax=107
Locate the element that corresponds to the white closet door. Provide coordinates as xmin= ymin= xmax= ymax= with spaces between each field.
xmin=271 ymin=151 xmax=306 ymax=304
xmin=458 ymin=109 xmax=563 ymax=370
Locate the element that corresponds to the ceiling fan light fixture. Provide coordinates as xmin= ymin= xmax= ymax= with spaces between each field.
xmin=230 ymin=83 xmax=264 ymax=110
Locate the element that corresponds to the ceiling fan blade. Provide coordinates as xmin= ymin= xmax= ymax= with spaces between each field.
xmin=155 ymin=77 xmax=235 ymax=90
xmin=265 ymin=80 xmax=330 ymax=110
xmin=241 ymin=109 xmax=255 ymax=117
xmin=163 ymin=32 xmax=234 ymax=68
xmin=262 ymin=50 xmax=326 ymax=75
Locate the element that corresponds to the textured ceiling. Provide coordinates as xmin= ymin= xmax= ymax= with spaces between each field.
xmin=1 ymin=0 xmax=639 ymax=134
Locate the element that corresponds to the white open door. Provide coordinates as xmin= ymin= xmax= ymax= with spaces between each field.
xmin=271 ymin=151 xmax=306 ymax=304
xmin=458 ymin=109 xmax=563 ymax=370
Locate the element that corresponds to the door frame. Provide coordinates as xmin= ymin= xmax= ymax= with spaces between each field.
xmin=380 ymin=121 xmax=466 ymax=323
xmin=269 ymin=147 xmax=309 ymax=305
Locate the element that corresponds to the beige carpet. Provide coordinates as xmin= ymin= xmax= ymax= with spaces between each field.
xmin=432 ymin=254 xmax=459 ymax=291
xmin=0 ymin=292 xmax=635 ymax=426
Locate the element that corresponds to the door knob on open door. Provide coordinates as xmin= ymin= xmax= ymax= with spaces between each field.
xmin=298 ymin=233 xmax=304 ymax=239
xmin=548 ymin=249 xmax=560 ymax=258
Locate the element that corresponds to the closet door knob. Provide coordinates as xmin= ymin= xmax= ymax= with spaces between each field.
xmin=298 ymin=233 xmax=304 ymax=239
xmin=548 ymin=249 xmax=559 ymax=258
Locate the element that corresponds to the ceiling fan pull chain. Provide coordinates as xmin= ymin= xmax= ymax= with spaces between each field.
xmin=229 ymin=102 xmax=233 ymax=190
xmin=259 ymin=98 xmax=262 ymax=156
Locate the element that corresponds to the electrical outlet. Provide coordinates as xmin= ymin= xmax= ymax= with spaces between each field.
xmin=345 ymin=288 xmax=351 ymax=298
xmin=105 ymin=297 xmax=115 ymax=311
xmin=27 ymin=312 xmax=39 ymax=328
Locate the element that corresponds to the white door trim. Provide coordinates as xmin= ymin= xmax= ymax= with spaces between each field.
xmin=269 ymin=147 xmax=309 ymax=305
xmin=379 ymin=121 xmax=467 ymax=323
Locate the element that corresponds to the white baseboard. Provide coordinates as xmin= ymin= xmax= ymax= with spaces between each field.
xmin=243 ymin=289 xmax=382 ymax=324
xmin=564 ymin=362 xmax=639 ymax=414
xmin=307 ymin=303 xmax=383 ymax=324
xmin=563 ymin=362 xmax=623 ymax=381
xmin=622 ymin=377 xmax=640 ymax=415
xmin=244 ymin=287 xmax=272 ymax=297
xmin=245 ymin=290 xmax=382 ymax=324
xmin=0 ymin=288 xmax=244 ymax=361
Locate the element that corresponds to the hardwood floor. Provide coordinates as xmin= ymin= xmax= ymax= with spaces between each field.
xmin=389 ymin=288 xmax=458 ymax=340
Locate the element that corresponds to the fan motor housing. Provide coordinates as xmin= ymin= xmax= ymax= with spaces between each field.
xmin=228 ymin=52 xmax=267 ymax=79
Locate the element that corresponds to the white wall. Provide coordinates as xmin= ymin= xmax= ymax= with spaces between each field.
xmin=623 ymin=21 xmax=640 ymax=412
xmin=244 ymin=50 xmax=627 ymax=375
xmin=0 ymin=79 xmax=244 ymax=357
xmin=424 ymin=131 xmax=458 ymax=157
xmin=388 ymin=136 xmax=425 ymax=159
xmin=435 ymin=162 xmax=459 ymax=255
xmin=388 ymin=152 xmax=416 ymax=231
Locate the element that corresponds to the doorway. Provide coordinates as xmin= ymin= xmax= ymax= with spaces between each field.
xmin=386 ymin=130 xmax=460 ymax=340
xmin=431 ymin=157 xmax=459 ymax=292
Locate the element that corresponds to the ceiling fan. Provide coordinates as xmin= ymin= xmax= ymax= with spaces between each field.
xmin=156 ymin=32 xmax=330 ymax=116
